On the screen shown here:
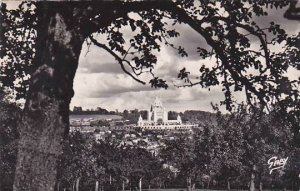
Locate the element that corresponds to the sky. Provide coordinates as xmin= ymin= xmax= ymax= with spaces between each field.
xmin=4 ymin=1 xmax=300 ymax=112
xmin=71 ymin=22 xmax=232 ymax=112
xmin=70 ymin=4 xmax=299 ymax=112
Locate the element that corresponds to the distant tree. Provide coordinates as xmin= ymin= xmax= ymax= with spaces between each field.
xmin=215 ymin=104 xmax=294 ymax=190
xmin=123 ymin=110 xmax=129 ymax=118
xmin=243 ymin=107 xmax=293 ymax=191
xmin=96 ymin=107 xmax=109 ymax=114
xmin=282 ymin=149 xmax=300 ymax=189
xmin=163 ymin=104 xmax=296 ymax=190
xmin=140 ymin=110 xmax=148 ymax=120
xmin=194 ymin=124 xmax=224 ymax=189
xmin=168 ymin=111 xmax=179 ymax=120
xmin=183 ymin=110 xmax=217 ymax=124
xmin=150 ymin=168 xmax=174 ymax=189
xmin=57 ymin=132 xmax=104 ymax=191
xmin=93 ymin=138 xmax=162 ymax=191
xmin=0 ymin=89 xmax=20 ymax=191
xmin=123 ymin=109 xmax=142 ymax=123
xmin=161 ymin=135 xmax=200 ymax=191
xmin=1 ymin=1 xmax=299 ymax=190
xmin=108 ymin=110 xmax=116 ymax=115
xmin=121 ymin=147 xmax=162 ymax=191
xmin=160 ymin=116 xmax=226 ymax=189
xmin=73 ymin=106 xmax=83 ymax=113
xmin=206 ymin=111 xmax=245 ymax=190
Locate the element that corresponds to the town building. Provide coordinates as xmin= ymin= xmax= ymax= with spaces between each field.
xmin=137 ymin=97 xmax=197 ymax=131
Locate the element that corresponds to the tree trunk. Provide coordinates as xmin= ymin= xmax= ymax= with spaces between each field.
xmin=95 ymin=181 xmax=99 ymax=191
xmin=207 ymin=179 xmax=210 ymax=189
xmin=259 ymin=178 xmax=262 ymax=191
xmin=249 ymin=165 xmax=256 ymax=191
xmin=72 ymin=181 xmax=75 ymax=191
xmin=187 ymin=176 xmax=192 ymax=191
xmin=13 ymin=2 xmax=84 ymax=191
xmin=227 ymin=178 xmax=231 ymax=191
xmin=139 ymin=178 xmax=142 ymax=191
xmin=159 ymin=178 xmax=162 ymax=188
xmin=76 ymin=177 xmax=80 ymax=191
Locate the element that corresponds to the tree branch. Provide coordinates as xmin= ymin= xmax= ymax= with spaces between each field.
xmin=284 ymin=1 xmax=300 ymax=20
xmin=67 ymin=0 xmax=275 ymax=106
xmin=204 ymin=16 xmax=270 ymax=71
xmin=164 ymin=5 xmax=268 ymax=104
xmin=89 ymin=36 xmax=146 ymax=85
xmin=75 ymin=0 xmax=176 ymax=36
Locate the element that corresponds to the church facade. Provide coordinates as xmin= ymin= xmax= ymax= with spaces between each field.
xmin=137 ymin=97 xmax=197 ymax=131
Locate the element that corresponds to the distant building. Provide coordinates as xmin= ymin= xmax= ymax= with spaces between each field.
xmin=137 ymin=97 xmax=197 ymax=130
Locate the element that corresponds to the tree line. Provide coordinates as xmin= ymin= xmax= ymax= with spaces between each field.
xmin=71 ymin=106 xmax=117 ymax=115
xmin=1 ymin=87 xmax=299 ymax=190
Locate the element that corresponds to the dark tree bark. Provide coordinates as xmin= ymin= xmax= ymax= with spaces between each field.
xmin=13 ymin=3 xmax=84 ymax=191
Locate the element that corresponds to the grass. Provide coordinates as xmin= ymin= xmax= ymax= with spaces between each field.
xmin=141 ymin=190 xmax=228 ymax=191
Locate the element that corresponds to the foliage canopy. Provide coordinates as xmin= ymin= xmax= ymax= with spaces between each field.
xmin=0 ymin=1 xmax=299 ymax=111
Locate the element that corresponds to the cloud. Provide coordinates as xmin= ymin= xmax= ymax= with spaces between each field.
xmin=71 ymin=85 xmax=225 ymax=112
xmin=3 ymin=1 xmax=20 ymax=10
xmin=78 ymin=61 xmax=123 ymax=74
xmin=253 ymin=6 xmax=299 ymax=36
xmin=170 ymin=23 xmax=209 ymax=60
xmin=72 ymin=72 xmax=160 ymax=98
xmin=70 ymin=68 xmax=242 ymax=112
xmin=71 ymin=4 xmax=298 ymax=112
xmin=88 ymin=82 xmax=157 ymax=98
xmin=78 ymin=42 xmax=125 ymax=74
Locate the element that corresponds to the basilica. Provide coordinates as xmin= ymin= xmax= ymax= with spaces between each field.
xmin=137 ymin=97 xmax=197 ymax=130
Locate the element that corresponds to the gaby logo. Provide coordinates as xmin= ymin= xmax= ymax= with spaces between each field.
xmin=267 ymin=156 xmax=288 ymax=174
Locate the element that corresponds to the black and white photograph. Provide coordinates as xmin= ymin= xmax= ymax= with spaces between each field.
xmin=0 ymin=0 xmax=300 ymax=190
